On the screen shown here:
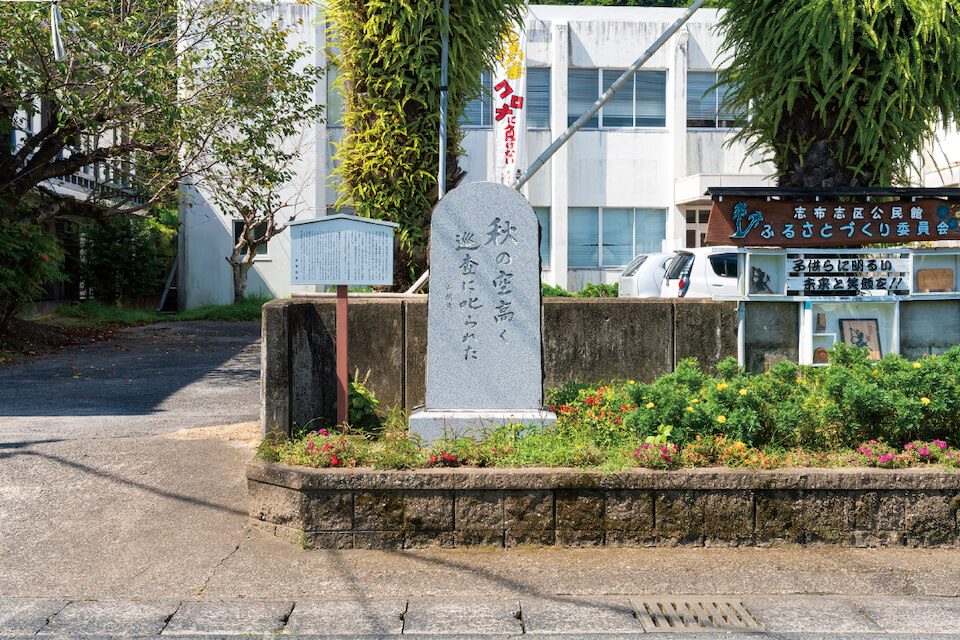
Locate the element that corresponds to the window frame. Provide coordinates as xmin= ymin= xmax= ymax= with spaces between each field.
xmin=567 ymin=68 xmax=667 ymax=130
xmin=686 ymin=70 xmax=743 ymax=129
xmin=568 ymin=207 xmax=667 ymax=269
xmin=232 ymin=220 xmax=269 ymax=257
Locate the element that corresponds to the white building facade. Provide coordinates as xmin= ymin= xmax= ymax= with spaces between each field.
xmin=180 ymin=4 xmax=775 ymax=307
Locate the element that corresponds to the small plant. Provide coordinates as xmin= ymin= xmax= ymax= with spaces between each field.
xmin=644 ymin=424 xmax=672 ymax=445
xmin=633 ymin=442 xmax=680 ymax=469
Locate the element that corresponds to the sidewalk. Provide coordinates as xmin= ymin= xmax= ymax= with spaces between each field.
xmin=4 ymin=594 xmax=960 ymax=638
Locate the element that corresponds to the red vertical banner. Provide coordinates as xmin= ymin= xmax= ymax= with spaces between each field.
xmin=493 ymin=24 xmax=526 ymax=187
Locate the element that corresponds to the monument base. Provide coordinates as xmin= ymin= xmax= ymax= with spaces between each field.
xmin=408 ymin=408 xmax=557 ymax=442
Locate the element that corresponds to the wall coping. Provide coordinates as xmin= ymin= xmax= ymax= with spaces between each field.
xmin=247 ymin=460 xmax=960 ymax=492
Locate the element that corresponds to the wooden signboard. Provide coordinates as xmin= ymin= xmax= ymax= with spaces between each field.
xmin=916 ymin=268 xmax=954 ymax=292
xmin=705 ymin=198 xmax=960 ymax=247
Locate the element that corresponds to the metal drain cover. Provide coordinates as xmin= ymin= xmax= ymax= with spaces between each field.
xmin=633 ymin=600 xmax=762 ymax=632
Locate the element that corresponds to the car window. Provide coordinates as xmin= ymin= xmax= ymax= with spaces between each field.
xmin=709 ymin=254 xmax=738 ymax=278
xmin=665 ymin=254 xmax=692 ymax=279
xmin=621 ymin=255 xmax=648 ymax=277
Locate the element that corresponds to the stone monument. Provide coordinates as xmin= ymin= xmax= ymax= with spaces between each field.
xmin=408 ymin=182 xmax=556 ymax=441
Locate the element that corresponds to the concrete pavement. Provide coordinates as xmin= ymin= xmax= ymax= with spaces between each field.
xmin=3 ymin=321 xmax=960 ymax=637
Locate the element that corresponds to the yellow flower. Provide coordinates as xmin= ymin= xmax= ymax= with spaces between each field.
xmin=921 ymin=397 xmax=931 ymax=405
xmin=717 ymin=383 xmax=728 ymax=391
xmin=628 ymin=380 xmax=635 ymax=385
xmin=739 ymin=388 xmax=748 ymax=396
xmin=686 ymin=406 xmax=694 ymax=412
xmin=717 ymin=415 xmax=727 ymax=424
xmin=914 ymin=362 xmax=922 ymax=369
xmin=691 ymin=398 xmax=699 ymax=404
xmin=872 ymin=370 xmax=878 ymax=375
xmin=645 ymin=402 xmax=655 ymax=409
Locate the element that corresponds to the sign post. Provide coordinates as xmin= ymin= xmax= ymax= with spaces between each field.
xmin=286 ymin=214 xmax=399 ymax=427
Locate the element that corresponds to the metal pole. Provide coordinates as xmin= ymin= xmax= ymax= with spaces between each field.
xmin=336 ymin=284 xmax=349 ymax=427
xmin=438 ymin=0 xmax=449 ymax=199
xmin=515 ymin=0 xmax=705 ymax=191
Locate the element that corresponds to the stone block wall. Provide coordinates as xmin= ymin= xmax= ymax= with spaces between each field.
xmin=247 ymin=462 xmax=960 ymax=549
xmin=261 ymin=297 xmax=737 ymax=438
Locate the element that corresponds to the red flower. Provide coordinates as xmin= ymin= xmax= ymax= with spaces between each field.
xmin=441 ymin=452 xmax=457 ymax=462
xmin=329 ymin=455 xmax=340 ymax=466
xmin=430 ymin=455 xmax=438 ymax=463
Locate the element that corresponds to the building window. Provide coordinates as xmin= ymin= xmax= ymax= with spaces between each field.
xmin=326 ymin=64 xmax=344 ymax=127
xmin=533 ymin=206 xmax=550 ymax=265
xmin=462 ymin=70 xmax=492 ymax=128
xmin=233 ymin=221 xmax=268 ymax=256
xmin=569 ymin=207 xmax=666 ymax=268
xmin=687 ymin=70 xmax=743 ymax=128
xmin=686 ymin=208 xmax=710 ymax=247
xmin=527 ymin=68 xmax=550 ymax=129
xmin=567 ymin=69 xmax=666 ymax=129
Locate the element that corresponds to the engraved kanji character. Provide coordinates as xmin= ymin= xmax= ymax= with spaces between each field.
xmin=818 ymin=277 xmax=830 ymax=290
xmin=493 ymin=270 xmax=514 ymax=295
xmin=896 ymin=221 xmax=910 ymax=236
xmin=494 ymin=299 xmax=514 ymax=323
xmin=852 ymin=207 xmax=865 ymax=219
xmin=918 ymin=221 xmax=930 ymax=235
xmin=851 ymin=259 xmax=864 ymax=271
xmin=938 ymin=221 xmax=950 ymax=235
xmin=809 ymin=259 xmax=821 ymax=272
xmin=460 ymin=297 xmax=482 ymax=310
xmin=847 ymin=277 xmax=860 ymax=290
xmin=460 ymin=254 xmax=479 ymax=275
xmin=911 ymin=206 xmax=924 ymax=220
xmin=833 ymin=206 xmax=846 ymax=219
xmin=871 ymin=206 xmax=884 ymax=219
xmin=803 ymin=277 xmax=816 ymax=290
xmin=813 ymin=206 xmax=827 ymax=219
xmin=486 ymin=218 xmax=518 ymax=245
xmin=792 ymin=258 xmax=805 ymax=272
xmin=456 ymin=232 xmax=481 ymax=250
xmin=794 ymin=206 xmax=807 ymax=220
xmin=861 ymin=276 xmax=874 ymax=289
xmin=891 ymin=207 xmax=903 ymax=219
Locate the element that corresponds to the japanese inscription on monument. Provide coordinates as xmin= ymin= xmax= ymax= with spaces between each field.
xmin=424 ymin=182 xmax=542 ymax=411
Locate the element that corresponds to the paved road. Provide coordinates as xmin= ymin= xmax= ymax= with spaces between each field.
xmin=3 ymin=322 xmax=960 ymax=637
xmin=0 ymin=321 xmax=261 ymax=441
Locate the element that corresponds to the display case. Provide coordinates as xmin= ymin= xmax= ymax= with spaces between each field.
xmin=727 ymin=247 xmax=960 ymax=368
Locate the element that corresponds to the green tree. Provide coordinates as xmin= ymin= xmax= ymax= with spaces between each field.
xmin=326 ymin=0 xmax=525 ymax=288
xmin=715 ymin=0 xmax=960 ymax=187
xmin=0 ymin=0 xmax=320 ymax=225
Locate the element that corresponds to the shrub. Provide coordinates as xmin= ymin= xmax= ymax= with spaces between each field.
xmin=0 ymin=220 xmax=64 ymax=331
xmin=79 ymin=216 xmax=166 ymax=306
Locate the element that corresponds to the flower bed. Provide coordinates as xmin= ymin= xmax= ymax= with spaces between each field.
xmin=251 ymin=346 xmax=960 ymax=548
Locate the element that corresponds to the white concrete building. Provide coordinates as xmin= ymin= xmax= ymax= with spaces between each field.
xmin=179 ymin=3 xmax=775 ymax=307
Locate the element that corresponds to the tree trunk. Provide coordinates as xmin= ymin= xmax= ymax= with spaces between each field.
xmin=229 ymin=252 xmax=256 ymax=304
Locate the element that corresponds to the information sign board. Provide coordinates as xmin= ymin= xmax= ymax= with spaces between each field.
xmin=287 ymin=215 xmax=398 ymax=286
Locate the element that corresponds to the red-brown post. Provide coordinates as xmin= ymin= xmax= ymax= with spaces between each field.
xmin=336 ymin=284 xmax=348 ymax=427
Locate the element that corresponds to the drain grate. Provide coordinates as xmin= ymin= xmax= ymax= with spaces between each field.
xmin=634 ymin=600 xmax=763 ymax=632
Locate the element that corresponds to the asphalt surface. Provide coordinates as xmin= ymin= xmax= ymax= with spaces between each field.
xmin=2 ymin=321 xmax=960 ymax=637
xmin=0 ymin=321 xmax=261 ymax=441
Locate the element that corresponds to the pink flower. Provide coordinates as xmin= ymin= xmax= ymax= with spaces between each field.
xmin=318 ymin=429 xmax=329 ymax=436
xmin=918 ymin=448 xmax=932 ymax=456
xmin=934 ymin=440 xmax=947 ymax=449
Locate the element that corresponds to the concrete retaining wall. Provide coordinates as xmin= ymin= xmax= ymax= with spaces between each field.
xmin=260 ymin=297 xmax=737 ymax=438
xmin=247 ymin=462 xmax=960 ymax=549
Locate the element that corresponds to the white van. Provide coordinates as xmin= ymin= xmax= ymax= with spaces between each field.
xmin=660 ymin=246 xmax=739 ymax=298
xmin=617 ymin=252 xmax=675 ymax=298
